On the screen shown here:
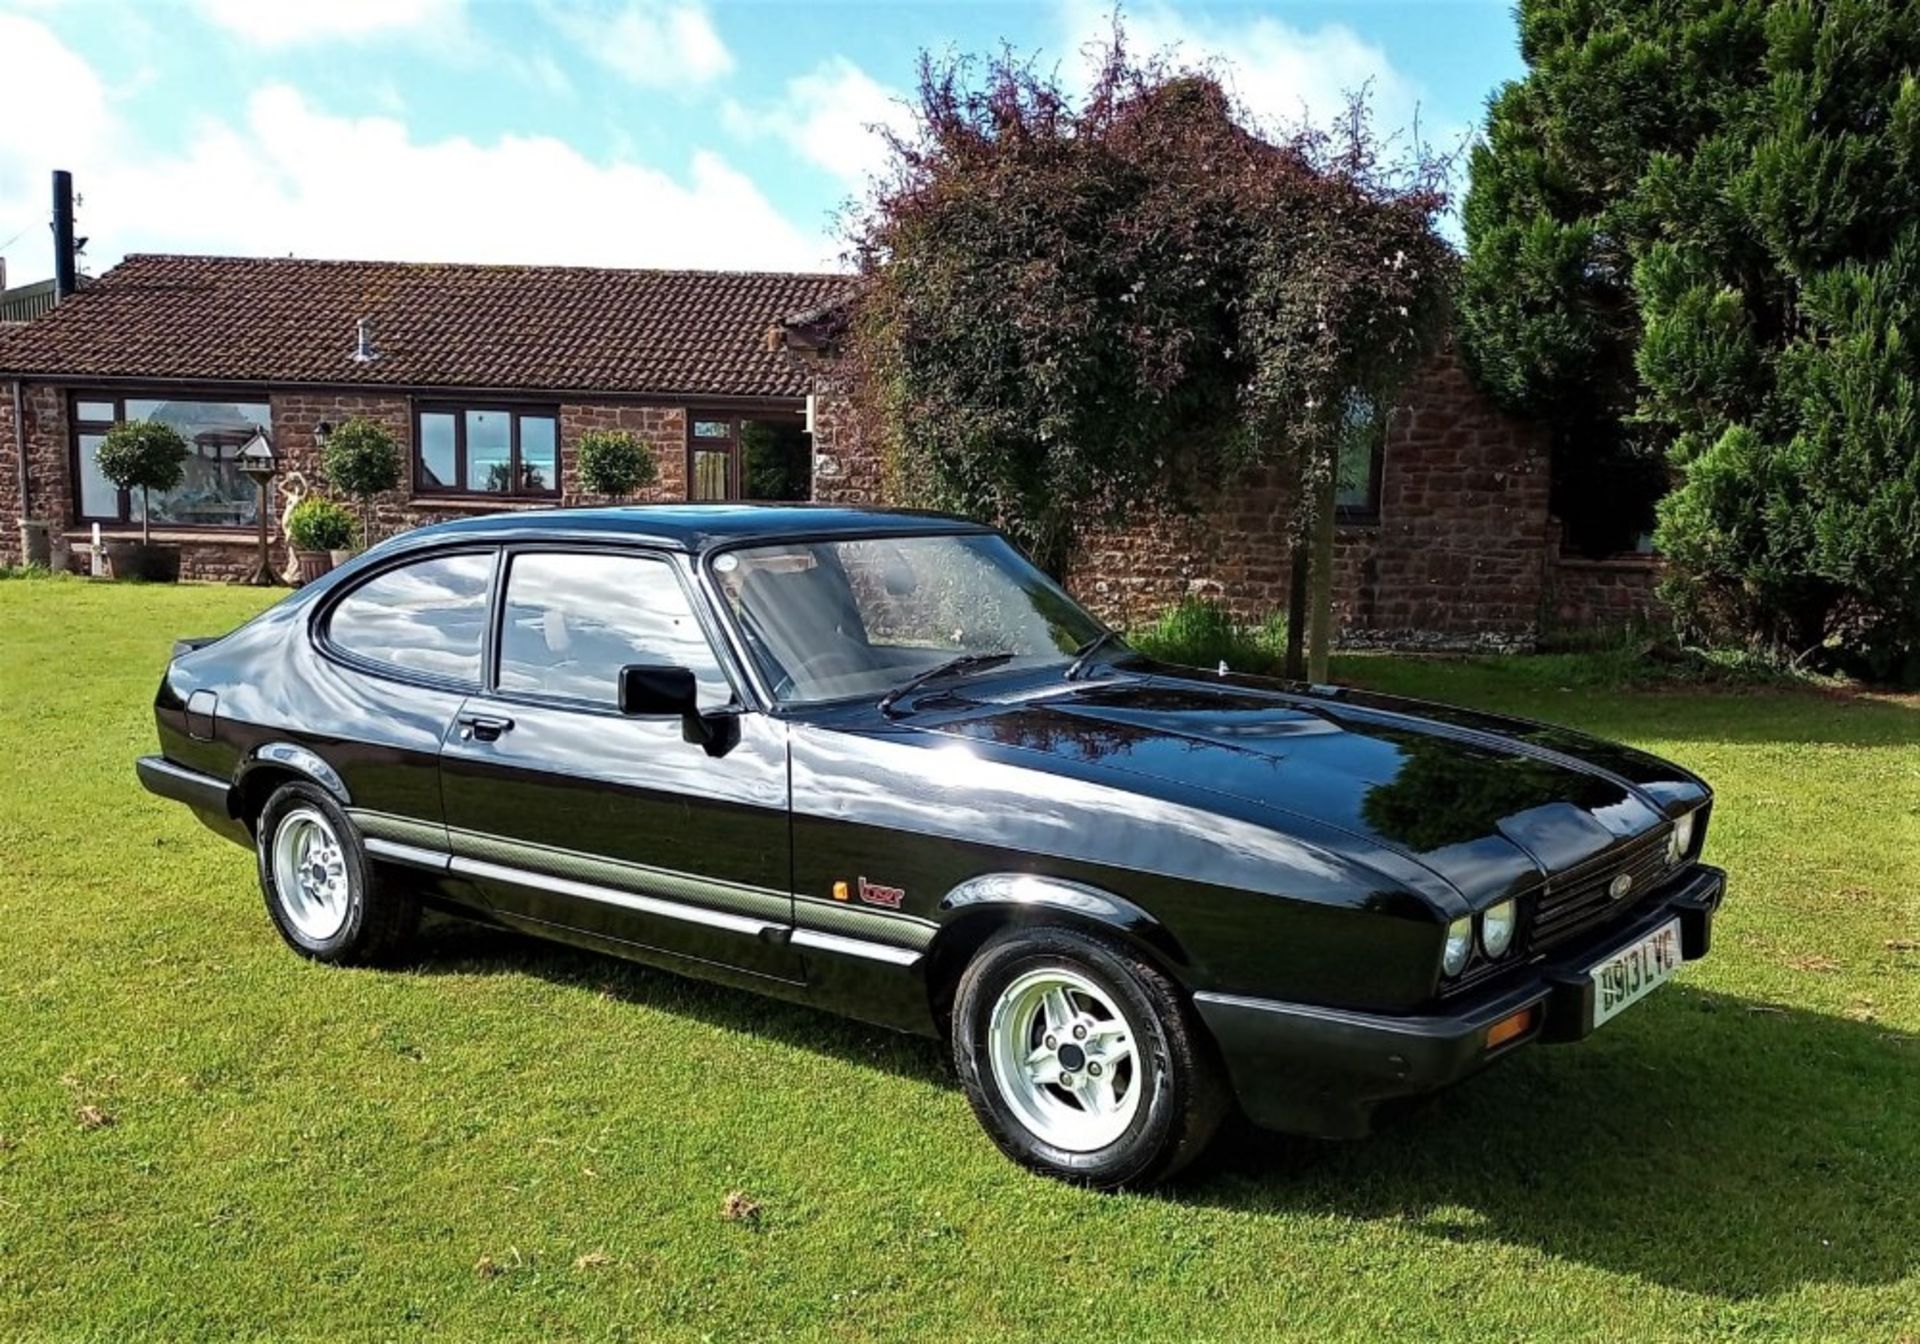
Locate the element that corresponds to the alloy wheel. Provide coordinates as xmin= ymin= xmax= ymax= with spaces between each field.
xmin=270 ymin=806 xmax=351 ymax=942
xmin=986 ymin=966 xmax=1143 ymax=1152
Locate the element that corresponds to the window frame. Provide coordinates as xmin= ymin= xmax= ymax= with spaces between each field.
xmin=482 ymin=542 xmax=748 ymax=717
xmin=685 ymin=411 xmax=740 ymax=501
xmin=1334 ymin=403 xmax=1388 ymax=525
xmin=412 ymin=401 xmax=561 ymax=500
xmin=311 ymin=544 xmax=503 ymax=693
xmin=684 ymin=409 xmax=810 ymax=503
xmin=67 ymin=389 xmax=273 ymax=528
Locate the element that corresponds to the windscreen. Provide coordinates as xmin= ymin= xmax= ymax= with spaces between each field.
xmin=711 ymin=532 xmax=1104 ymax=706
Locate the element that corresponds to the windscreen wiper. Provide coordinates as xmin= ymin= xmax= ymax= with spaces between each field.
xmin=1065 ymin=629 xmax=1125 ymax=681
xmin=878 ymin=651 xmax=1015 ymax=718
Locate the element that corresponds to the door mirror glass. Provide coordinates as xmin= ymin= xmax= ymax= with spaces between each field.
xmin=618 ymin=664 xmax=699 ymax=717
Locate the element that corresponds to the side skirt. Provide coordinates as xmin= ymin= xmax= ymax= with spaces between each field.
xmin=357 ymin=826 xmax=941 ymax=1036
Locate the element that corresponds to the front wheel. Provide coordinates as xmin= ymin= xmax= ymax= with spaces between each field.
xmin=256 ymin=782 xmax=418 ymax=965
xmin=951 ymin=925 xmax=1227 ymax=1189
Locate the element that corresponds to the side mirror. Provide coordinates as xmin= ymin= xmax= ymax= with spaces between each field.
xmin=618 ymin=663 xmax=699 ymax=717
xmin=617 ymin=664 xmax=731 ymax=752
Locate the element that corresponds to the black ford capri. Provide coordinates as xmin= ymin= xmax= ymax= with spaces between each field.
xmin=138 ymin=505 xmax=1723 ymax=1188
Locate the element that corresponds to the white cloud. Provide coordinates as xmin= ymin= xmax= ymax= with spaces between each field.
xmin=1060 ymin=0 xmax=1425 ymax=140
xmin=723 ymin=57 xmax=910 ymax=191
xmin=552 ymin=1 xmax=733 ymax=90
xmin=193 ymin=0 xmax=466 ymax=46
xmin=0 ymin=16 xmax=830 ymax=276
xmin=0 ymin=13 xmax=111 ymax=171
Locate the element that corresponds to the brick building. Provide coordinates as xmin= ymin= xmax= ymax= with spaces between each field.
xmin=795 ymin=327 xmax=1574 ymax=649
xmin=0 ymin=255 xmax=848 ymax=582
xmin=0 ymin=251 xmax=1632 ymax=646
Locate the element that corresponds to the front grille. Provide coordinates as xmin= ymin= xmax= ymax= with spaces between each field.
xmin=1529 ymin=825 xmax=1676 ymax=951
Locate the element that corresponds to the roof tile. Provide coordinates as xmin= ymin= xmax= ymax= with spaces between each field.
xmin=0 ymin=254 xmax=850 ymax=399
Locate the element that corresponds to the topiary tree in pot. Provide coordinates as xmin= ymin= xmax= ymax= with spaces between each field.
xmin=95 ymin=419 xmax=189 ymax=581
xmin=285 ymin=497 xmax=358 ymax=584
xmin=577 ymin=428 xmax=659 ymax=500
xmin=321 ymin=417 xmax=402 ymax=546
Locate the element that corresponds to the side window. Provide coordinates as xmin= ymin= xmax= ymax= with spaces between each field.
xmin=497 ymin=551 xmax=732 ymax=710
xmin=326 ymin=551 xmax=495 ymax=684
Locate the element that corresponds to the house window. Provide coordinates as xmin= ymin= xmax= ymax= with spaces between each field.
xmin=685 ymin=412 xmax=810 ymax=502
xmin=70 ymin=394 xmax=272 ymax=528
xmin=1336 ymin=396 xmax=1386 ymax=520
xmin=414 ymin=404 xmax=560 ymax=498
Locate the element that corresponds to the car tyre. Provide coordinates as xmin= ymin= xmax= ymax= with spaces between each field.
xmin=952 ymin=924 xmax=1227 ymax=1189
xmin=256 ymin=781 xmax=419 ymax=966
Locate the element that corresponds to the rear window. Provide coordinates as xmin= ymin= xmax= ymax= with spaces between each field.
xmin=325 ymin=551 xmax=494 ymax=684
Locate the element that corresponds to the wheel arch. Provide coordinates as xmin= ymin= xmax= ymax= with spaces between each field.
xmin=232 ymin=742 xmax=350 ymax=832
xmin=924 ymin=874 xmax=1191 ymax=1031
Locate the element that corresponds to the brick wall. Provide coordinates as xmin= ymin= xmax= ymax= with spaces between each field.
xmin=5 ymin=387 xmax=695 ymax=580
xmin=1 ymin=384 xmax=71 ymax=566
xmin=806 ymin=362 xmax=880 ymax=506
xmin=560 ymin=403 xmax=686 ymax=504
xmin=1546 ymin=553 xmax=1666 ymax=634
xmin=810 ymin=344 xmax=1554 ymax=649
xmin=0 ymin=389 xmax=17 ymax=567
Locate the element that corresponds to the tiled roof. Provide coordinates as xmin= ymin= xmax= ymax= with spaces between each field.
xmin=0 ymin=254 xmax=852 ymax=399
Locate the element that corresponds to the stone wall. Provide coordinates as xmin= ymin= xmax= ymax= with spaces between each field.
xmin=1 ymin=383 xmax=70 ymax=567
xmin=805 ymin=362 xmax=880 ymax=506
xmin=560 ymin=403 xmax=687 ymax=504
xmin=7 ymin=387 xmax=692 ymax=581
xmin=810 ymin=344 xmax=1555 ymax=648
xmin=1546 ymin=553 xmax=1666 ymax=634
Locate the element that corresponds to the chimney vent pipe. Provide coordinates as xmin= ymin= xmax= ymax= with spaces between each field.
xmin=52 ymin=171 xmax=76 ymax=301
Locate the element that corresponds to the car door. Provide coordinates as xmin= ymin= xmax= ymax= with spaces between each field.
xmin=438 ymin=544 xmax=798 ymax=982
xmin=310 ymin=546 xmax=498 ymax=860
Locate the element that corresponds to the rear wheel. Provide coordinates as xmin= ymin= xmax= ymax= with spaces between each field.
xmin=256 ymin=782 xmax=418 ymax=965
xmin=952 ymin=925 xmax=1226 ymax=1189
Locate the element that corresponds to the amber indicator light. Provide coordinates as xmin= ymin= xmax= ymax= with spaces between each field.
xmin=1485 ymin=1007 xmax=1535 ymax=1051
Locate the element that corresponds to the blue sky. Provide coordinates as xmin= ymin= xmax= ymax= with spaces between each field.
xmin=0 ymin=1 xmax=1524 ymax=281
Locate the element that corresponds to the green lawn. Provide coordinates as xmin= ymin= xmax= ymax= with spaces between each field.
xmin=2 ymin=578 xmax=1915 ymax=1341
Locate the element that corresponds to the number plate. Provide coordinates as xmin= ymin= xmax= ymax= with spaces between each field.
xmin=1588 ymin=918 xmax=1683 ymax=1028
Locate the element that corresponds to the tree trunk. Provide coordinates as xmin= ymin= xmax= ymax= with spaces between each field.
xmin=140 ymin=486 xmax=151 ymax=547
xmin=1283 ymin=539 xmax=1308 ymax=681
xmin=1308 ymin=449 xmax=1337 ymax=683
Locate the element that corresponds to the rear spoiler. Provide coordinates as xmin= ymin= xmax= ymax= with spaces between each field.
xmin=171 ymin=635 xmax=222 ymax=659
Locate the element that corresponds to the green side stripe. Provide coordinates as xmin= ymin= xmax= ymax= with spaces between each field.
xmin=349 ymin=810 xmax=939 ymax=951
xmin=348 ymin=810 xmax=449 ymax=851
xmin=446 ymin=826 xmax=793 ymax=925
xmin=792 ymin=896 xmax=937 ymax=951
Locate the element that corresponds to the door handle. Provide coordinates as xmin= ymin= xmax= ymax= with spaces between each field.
xmin=456 ymin=713 xmax=515 ymax=743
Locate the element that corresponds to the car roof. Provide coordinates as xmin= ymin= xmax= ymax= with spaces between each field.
xmin=387 ymin=504 xmax=996 ymax=555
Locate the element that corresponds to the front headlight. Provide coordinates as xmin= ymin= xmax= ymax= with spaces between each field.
xmin=1481 ymin=899 xmax=1517 ymax=957
xmin=1442 ymin=916 xmax=1474 ymax=976
xmin=1668 ymin=809 xmax=1698 ymax=865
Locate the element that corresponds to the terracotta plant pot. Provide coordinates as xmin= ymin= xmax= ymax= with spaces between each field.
xmin=104 ymin=540 xmax=181 ymax=583
xmin=294 ymin=549 xmax=334 ymax=584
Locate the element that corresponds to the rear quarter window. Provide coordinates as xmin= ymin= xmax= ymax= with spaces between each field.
xmin=324 ymin=551 xmax=494 ymax=684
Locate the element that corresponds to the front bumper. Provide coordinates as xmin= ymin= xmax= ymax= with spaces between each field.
xmin=1193 ymin=864 xmax=1726 ymax=1139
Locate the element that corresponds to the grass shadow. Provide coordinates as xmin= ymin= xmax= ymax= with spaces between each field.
xmin=406 ymin=914 xmax=951 ymax=1087
xmin=1178 ymin=986 xmax=1920 ymax=1297
xmin=407 ymin=919 xmax=1916 ymax=1298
